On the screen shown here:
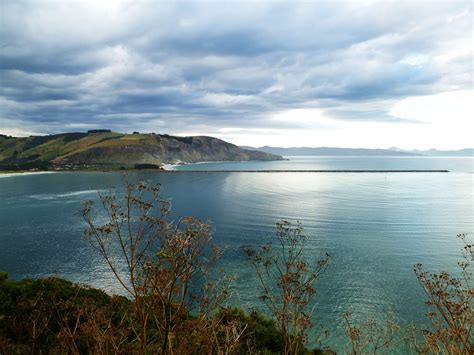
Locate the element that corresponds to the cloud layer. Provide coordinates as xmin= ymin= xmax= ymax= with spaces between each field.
xmin=0 ymin=0 xmax=472 ymax=148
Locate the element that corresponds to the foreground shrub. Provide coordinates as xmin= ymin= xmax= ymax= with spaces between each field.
xmin=0 ymin=274 xmax=131 ymax=353
xmin=0 ymin=275 xmax=310 ymax=354
xmin=217 ymin=307 xmax=283 ymax=354
xmin=81 ymin=180 xmax=234 ymax=353
xmin=244 ymin=221 xmax=330 ymax=355
xmin=413 ymin=233 xmax=473 ymax=354
xmin=342 ymin=312 xmax=400 ymax=354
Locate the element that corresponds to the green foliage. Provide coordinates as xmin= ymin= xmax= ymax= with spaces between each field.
xmin=0 ymin=273 xmax=131 ymax=353
xmin=0 ymin=161 xmax=51 ymax=171
xmin=217 ymin=307 xmax=323 ymax=354
xmin=0 ymin=275 xmax=318 ymax=354
xmin=217 ymin=307 xmax=284 ymax=354
xmin=0 ymin=272 xmax=7 ymax=283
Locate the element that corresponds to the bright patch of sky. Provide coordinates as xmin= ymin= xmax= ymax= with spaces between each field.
xmin=0 ymin=0 xmax=472 ymax=149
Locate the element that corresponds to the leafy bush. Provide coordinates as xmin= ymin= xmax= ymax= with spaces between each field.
xmin=0 ymin=274 xmax=131 ymax=353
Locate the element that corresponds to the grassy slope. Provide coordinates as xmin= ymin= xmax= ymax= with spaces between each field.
xmin=0 ymin=133 xmax=124 ymax=162
xmin=0 ymin=132 xmax=281 ymax=168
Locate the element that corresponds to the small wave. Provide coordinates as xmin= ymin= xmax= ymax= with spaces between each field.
xmin=161 ymin=160 xmax=223 ymax=170
xmin=57 ymin=190 xmax=105 ymax=198
xmin=0 ymin=171 xmax=56 ymax=179
xmin=29 ymin=189 xmax=104 ymax=200
xmin=161 ymin=163 xmax=178 ymax=170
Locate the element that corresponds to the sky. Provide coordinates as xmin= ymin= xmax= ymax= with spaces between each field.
xmin=0 ymin=0 xmax=472 ymax=149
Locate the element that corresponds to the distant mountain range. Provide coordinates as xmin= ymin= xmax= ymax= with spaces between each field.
xmin=387 ymin=147 xmax=474 ymax=157
xmin=240 ymin=146 xmax=474 ymax=157
xmin=0 ymin=131 xmax=282 ymax=171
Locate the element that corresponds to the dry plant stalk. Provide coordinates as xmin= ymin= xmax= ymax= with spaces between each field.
xmin=17 ymin=292 xmax=52 ymax=354
xmin=342 ymin=312 xmax=400 ymax=354
xmin=244 ymin=220 xmax=330 ymax=355
xmin=414 ymin=233 xmax=473 ymax=354
xmin=81 ymin=179 xmax=232 ymax=354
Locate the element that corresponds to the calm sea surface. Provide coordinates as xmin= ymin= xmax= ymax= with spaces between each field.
xmin=1 ymin=156 xmax=473 ymax=351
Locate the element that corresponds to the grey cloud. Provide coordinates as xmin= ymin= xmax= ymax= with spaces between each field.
xmin=0 ymin=0 xmax=472 ymax=136
xmin=326 ymin=109 xmax=425 ymax=124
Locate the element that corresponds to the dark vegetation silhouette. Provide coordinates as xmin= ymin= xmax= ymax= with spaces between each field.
xmin=0 ymin=180 xmax=472 ymax=354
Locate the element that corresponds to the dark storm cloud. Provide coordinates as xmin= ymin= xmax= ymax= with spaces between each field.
xmin=0 ymin=0 xmax=472 ymax=135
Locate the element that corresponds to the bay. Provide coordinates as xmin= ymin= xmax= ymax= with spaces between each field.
xmin=0 ymin=156 xmax=472 ymax=351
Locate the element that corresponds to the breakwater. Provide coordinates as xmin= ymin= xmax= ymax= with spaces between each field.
xmin=161 ymin=169 xmax=449 ymax=173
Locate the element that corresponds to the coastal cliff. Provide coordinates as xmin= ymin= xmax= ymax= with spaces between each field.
xmin=0 ymin=132 xmax=283 ymax=170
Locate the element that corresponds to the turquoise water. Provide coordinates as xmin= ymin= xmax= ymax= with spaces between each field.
xmin=0 ymin=157 xmax=473 ymax=351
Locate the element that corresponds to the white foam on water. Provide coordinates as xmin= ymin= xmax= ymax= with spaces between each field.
xmin=28 ymin=189 xmax=105 ymax=200
xmin=56 ymin=190 xmax=104 ymax=198
xmin=161 ymin=163 xmax=178 ymax=170
xmin=0 ymin=171 xmax=57 ymax=178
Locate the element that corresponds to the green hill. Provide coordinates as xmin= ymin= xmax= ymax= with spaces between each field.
xmin=0 ymin=131 xmax=282 ymax=170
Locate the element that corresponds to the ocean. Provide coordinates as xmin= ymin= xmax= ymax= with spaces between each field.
xmin=1 ymin=156 xmax=472 ymax=351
